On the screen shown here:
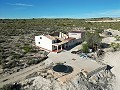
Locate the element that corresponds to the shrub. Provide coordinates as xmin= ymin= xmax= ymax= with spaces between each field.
xmin=27 ymin=59 xmax=41 ymax=65
xmin=82 ymin=43 xmax=89 ymax=53
xmin=2 ymin=60 xmax=19 ymax=69
xmin=27 ymin=59 xmax=35 ymax=65
xmin=30 ymin=49 xmax=38 ymax=53
xmin=22 ymin=45 xmax=32 ymax=53
xmin=27 ymin=57 xmax=47 ymax=65
xmin=0 ymin=83 xmax=21 ymax=90
xmin=12 ymin=53 xmax=24 ymax=60
xmin=85 ymin=32 xmax=101 ymax=51
xmin=115 ymin=35 xmax=120 ymax=41
xmin=110 ymin=42 xmax=120 ymax=51
xmin=100 ymin=43 xmax=110 ymax=48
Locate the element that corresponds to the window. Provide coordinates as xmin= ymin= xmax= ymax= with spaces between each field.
xmin=53 ymin=40 xmax=56 ymax=43
xmin=71 ymin=33 xmax=77 ymax=35
xmin=38 ymin=42 xmax=40 ymax=44
xmin=40 ymin=37 xmax=42 ymax=39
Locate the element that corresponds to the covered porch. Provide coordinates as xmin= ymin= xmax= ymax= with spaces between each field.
xmin=52 ymin=44 xmax=63 ymax=53
xmin=52 ymin=39 xmax=71 ymax=52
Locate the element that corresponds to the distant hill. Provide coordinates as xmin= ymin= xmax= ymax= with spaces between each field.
xmin=86 ymin=17 xmax=114 ymax=20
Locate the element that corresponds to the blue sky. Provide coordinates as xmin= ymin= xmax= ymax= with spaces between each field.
xmin=0 ymin=0 xmax=120 ymax=19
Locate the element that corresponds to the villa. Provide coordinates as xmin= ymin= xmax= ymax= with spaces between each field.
xmin=35 ymin=31 xmax=85 ymax=52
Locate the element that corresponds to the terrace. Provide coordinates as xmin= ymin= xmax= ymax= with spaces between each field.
xmin=45 ymin=46 xmax=107 ymax=83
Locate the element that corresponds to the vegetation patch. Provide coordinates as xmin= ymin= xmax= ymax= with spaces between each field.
xmin=82 ymin=43 xmax=89 ymax=53
xmin=0 ymin=83 xmax=21 ymax=90
xmin=110 ymin=42 xmax=120 ymax=51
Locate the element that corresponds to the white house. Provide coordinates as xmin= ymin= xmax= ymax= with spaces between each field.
xmin=35 ymin=31 xmax=85 ymax=52
xmin=68 ymin=31 xmax=85 ymax=43
xmin=35 ymin=35 xmax=55 ymax=52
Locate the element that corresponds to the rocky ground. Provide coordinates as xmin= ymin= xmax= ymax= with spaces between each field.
xmin=0 ymin=35 xmax=116 ymax=90
xmin=19 ymin=65 xmax=114 ymax=90
xmin=0 ymin=34 xmax=48 ymax=79
xmin=102 ymin=51 xmax=120 ymax=90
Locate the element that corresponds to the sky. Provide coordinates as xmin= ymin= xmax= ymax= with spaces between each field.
xmin=0 ymin=0 xmax=120 ymax=19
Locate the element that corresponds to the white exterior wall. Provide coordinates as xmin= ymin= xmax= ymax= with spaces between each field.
xmin=35 ymin=35 xmax=53 ymax=51
xmin=68 ymin=33 xmax=82 ymax=39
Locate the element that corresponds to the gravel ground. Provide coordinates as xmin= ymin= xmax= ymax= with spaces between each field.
xmin=102 ymin=51 xmax=120 ymax=90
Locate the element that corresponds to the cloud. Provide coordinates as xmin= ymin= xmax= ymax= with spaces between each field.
xmin=83 ymin=9 xmax=120 ymax=18
xmin=100 ymin=10 xmax=120 ymax=16
xmin=8 ymin=3 xmax=33 ymax=7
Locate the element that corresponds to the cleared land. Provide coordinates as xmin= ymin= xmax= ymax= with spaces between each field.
xmin=0 ymin=62 xmax=45 ymax=88
xmin=0 ymin=44 xmax=106 ymax=87
xmin=102 ymin=51 xmax=120 ymax=90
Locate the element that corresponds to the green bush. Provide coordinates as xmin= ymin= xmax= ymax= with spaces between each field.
xmin=110 ymin=42 xmax=120 ymax=51
xmin=85 ymin=32 xmax=101 ymax=51
xmin=22 ymin=45 xmax=32 ymax=53
xmin=115 ymin=35 xmax=120 ymax=41
xmin=82 ymin=43 xmax=89 ymax=53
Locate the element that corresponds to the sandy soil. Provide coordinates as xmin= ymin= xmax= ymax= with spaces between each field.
xmin=0 ymin=62 xmax=45 ymax=88
xmin=102 ymin=51 xmax=120 ymax=90
xmin=102 ymin=37 xmax=116 ymax=44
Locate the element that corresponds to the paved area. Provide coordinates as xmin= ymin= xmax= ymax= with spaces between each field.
xmin=45 ymin=45 xmax=106 ymax=82
xmin=47 ymin=50 xmax=106 ymax=73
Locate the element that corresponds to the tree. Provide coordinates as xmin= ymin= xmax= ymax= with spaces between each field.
xmin=85 ymin=31 xmax=102 ymax=51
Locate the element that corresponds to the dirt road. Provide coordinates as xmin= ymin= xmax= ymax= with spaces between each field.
xmin=0 ymin=62 xmax=45 ymax=88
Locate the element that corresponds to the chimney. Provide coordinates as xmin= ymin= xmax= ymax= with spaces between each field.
xmin=59 ymin=32 xmax=62 ymax=38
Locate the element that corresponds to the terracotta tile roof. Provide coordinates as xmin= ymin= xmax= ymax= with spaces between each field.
xmin=52 ymin=37 xmax=75 ymax=46
xmin=45 ymin=35 xmax=56 ymax=40
xmin=69 ymin=31 xmax=85 ymax=33
xmin=64 ymin=37 xmax=75 ymax=41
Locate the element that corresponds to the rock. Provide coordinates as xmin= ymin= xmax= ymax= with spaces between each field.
xmin=47 ymin=70 xmax=53 ymax=75
xmin=0 ymin=68 xmax=3 ymax=74
xmin=19 ymin=67 xmax=115 ymax=90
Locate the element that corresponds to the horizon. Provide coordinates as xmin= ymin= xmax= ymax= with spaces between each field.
xmin=0 ymin=0 xmax=120 ymax=19
xmin=0 ymin=17 xmax=120 ymax=20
